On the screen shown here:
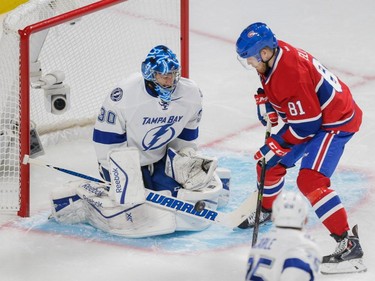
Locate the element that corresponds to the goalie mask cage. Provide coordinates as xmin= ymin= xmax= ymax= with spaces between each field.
xmin=0 ymin=0 xmax=189 ymax=217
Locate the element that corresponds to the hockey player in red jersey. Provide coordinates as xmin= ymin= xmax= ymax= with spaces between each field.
xmin=236 ymin=22 xmax=366 ymax=274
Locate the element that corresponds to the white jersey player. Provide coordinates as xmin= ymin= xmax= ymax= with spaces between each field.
xmin=49 ymin=45 xmax=229 ymax=238
xmin=245 ymin=191 xmax=321 ymax=281
xmin=93 ymin=45 xmax=203 ymax=190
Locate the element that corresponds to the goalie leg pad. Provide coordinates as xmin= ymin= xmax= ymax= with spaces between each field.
xmin=75 ymin=182 xmax=176 ymax=238
xmin=216 ymin=167 xmax=231 ymax=208
xmin=108 ymin=148 xmax=146 ymax=206
xmin=175 ymin=173 xmax=222 ymax=231
xmin=79 ymin=189 xmax=176 ymax=238
xmin=50 ymin=181 xmax=87 ymax=224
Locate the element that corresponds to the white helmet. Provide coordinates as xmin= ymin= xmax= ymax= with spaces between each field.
xmin=272 ymin=191 xmax=308 ymax=229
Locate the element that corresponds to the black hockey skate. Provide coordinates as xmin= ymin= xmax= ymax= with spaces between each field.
xmin=321 ymin=224 xmax=367 ymax=274
xmin=237 ymin=209 xmax=271 ymax=229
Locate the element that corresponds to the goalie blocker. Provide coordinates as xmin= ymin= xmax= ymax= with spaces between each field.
xmin=50 ymin=148 xmax=231 ymax=238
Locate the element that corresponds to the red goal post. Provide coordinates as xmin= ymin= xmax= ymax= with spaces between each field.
xmin=0 ymin=0 xmax=189 ymax=217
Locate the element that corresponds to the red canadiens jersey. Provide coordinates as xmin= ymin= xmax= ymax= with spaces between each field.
xmin=260 ymin=40 xmax=362 ymax=145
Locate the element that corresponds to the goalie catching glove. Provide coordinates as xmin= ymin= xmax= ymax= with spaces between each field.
xmin=165 ymin=147 xmax=218 ymax=191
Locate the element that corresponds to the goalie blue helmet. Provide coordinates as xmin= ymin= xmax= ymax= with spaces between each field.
xmin=236 ymin=22 xmax=278 ymax=62
xmin=141 ymin=45 xmax=181 ymax=103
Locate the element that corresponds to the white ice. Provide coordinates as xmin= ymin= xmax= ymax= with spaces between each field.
xmin=1 ymin=0 xmax=375 ymax=280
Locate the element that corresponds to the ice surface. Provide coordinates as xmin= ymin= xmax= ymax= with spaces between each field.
xmin=1 ymin=1 xmax=375 ymax=280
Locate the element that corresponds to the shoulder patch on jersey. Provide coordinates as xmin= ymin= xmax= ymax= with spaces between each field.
xmin=110 ymin=87 xmax=123 ymax=102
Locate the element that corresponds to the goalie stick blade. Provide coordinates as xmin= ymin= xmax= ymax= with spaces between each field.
xmin=320 ymin=258 xmax=367 ymax=275
xmin=220 ymin=190 xmax=258 ymax=228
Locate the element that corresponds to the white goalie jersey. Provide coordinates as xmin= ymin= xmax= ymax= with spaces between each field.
xmin=93 ymin=73 xmax=203 ymax=172
xmin=246 ymin=227 xmax=321 ymax=281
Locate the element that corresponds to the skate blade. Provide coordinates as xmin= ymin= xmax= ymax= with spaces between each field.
xmin=321 ymin=258 xmax=367 ymax=274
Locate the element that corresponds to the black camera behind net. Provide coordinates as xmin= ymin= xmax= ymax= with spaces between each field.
xmin=53 ymin=97 xmax=66 ymax=111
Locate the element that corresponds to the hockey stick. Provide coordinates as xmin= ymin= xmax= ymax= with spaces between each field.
xmin=251 ymin=120 xmax=272 ymax=246
xmin=22 ymin=155 xmax=258 ymax=229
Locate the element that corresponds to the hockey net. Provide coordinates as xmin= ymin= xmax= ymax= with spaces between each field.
xmin=0 ymin=0 xmax=189 ymax=216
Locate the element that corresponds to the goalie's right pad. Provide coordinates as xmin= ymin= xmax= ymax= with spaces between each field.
xmin=107 ymin=148 xmax=146 ymax=206
xmin=216 ymin=167 xmax=231 ymax=208
xmin=165 ymin=147 xmax=218 ymax=191
xmin=50 ymin=181 xmax=87 ymax=224
xmin=76 ymin=183 xmax=176 ymax=238
xmin=175 ymin=173 xmax=223 ymax=231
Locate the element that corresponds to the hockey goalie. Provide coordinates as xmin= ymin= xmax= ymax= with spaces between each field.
xmin=49 ymin=45 xmax=230 ymax=238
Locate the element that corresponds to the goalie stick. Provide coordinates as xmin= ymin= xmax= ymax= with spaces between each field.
xmin=23 ymin=155 xmax=258 ymax=228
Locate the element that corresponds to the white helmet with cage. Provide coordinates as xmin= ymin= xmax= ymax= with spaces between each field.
xmin=272 ymin=191 xmax=308 ymax=229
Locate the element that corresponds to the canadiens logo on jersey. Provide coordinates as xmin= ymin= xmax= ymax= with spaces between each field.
xmin=142 ymin=123 xmax=175 ymax=150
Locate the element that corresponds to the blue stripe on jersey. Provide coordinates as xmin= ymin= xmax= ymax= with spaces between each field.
xmin=177 ymin=127 xmax=199 ymax=141
xmin=278 ymin=111 xmax=286 ymax=120
xmin=93 ymin=129 xmax=127 ymax=144
xmin=316 ymin=79 xmax=334 ymax=107
xmin=289 ymin=117 xmax=321 ymax=139
xmin=315 ymin=195 xmax=342 ymax=219
xmin=283 ymin=258 xmax=314 ymax=280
